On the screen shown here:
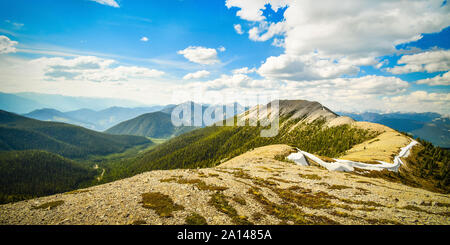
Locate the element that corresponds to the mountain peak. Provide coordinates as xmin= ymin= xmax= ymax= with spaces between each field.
xmin=236 ymin=99 xmax=350 ymax=127
xmin=276 ymin=100 xmax=338 ymax=121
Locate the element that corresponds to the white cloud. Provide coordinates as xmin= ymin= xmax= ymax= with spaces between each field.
xmin=383 ymin=91 xmax=450 ymax=114
xmin=183 ymin=70 xmax=211 ymax=80
xmin=225 ymin=0 xmax=288 ymax=22
xmin=0 ymin=35 xmax=18 ymax=54
xmin=232 ymin=67 xmax=257 ymax=74
xmin=184 ymin=74 xmax=284 ymax=91
xmin=0 ymin=56 xmax=172 ymax=105
xmin=388 ymin=50 xmax=450 ymax=74
xmin=140 ymin=37 xmax=149 ymax=42
xmin=282 ymin=0 xmax=448 ymax=58
xmin=227 ymin=0 xmax=450 ymax=81
xmin=180 ymin=74 xmax=413 ymax=112
xmin=248 ymin=21 xmax=287 ymax=42
xmin=376 ymin=59 xmax=389 ymax=69
xmin=177 ymin=46 xmax=220 ymax=65
xmin=218 ymin=46 xmax=226 ymax=52
xmin=272 ymin=38 xmax=284 ymax=48
xmin=258 ymin=53 xmax=369 ymax=81
xmin=30 ymin=56 xmax=164 ymax=82
xmin=233 ymin=24 xmax=244 ymax=35
xmin=416 ymin=72 xmax=450 ymax=86
xmin=90 ymin=0 xmax=119 ymax=8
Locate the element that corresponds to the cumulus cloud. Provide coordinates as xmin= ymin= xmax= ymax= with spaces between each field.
xmin=383 ymin=91 xmax=450 ymax=114
xmin=226 ymin=0 xmax=450 ymax=81
xmin=183 ymin=70 xmax=211 ymax=80
xmin=232 ymin=67 xmax=257 ymax=74
xmin=0 ymin=56 xmax=172 ymax=105
xmin=225 ymin=0 xmax=288 ymax=22
xmin=140 ymin=37 xmax=149 ymax=42
xmin=388 ymin=50 xmax=450 ymax=74
xmin=234 ymin=24 xmax=244 ymax=35
xmin=180 ymin=74 xmax=411 ymax=112
xmin=90 ymin=0 xmax=119 ymax=8
xmin=184 ymin=74 xmax=285 ymax=91
xmin=177 ymin=46 xmax=220 ymax=65
xmin=272 ymin=38 xmax=285 ymax=48
xmin=248 ymin=21 xmax=287 ymax=42
xmin=0 ymin=36 xmax=18 ymax=54
xmin=258 ymin=53 xmax=366 ymax=81
xmin=218 ymin=46 xmax=226 ymax=52
xmin=416 ymin=72 xmax=450 ymax=86
xmin=31 ymin=56 xmax=164 ymax=82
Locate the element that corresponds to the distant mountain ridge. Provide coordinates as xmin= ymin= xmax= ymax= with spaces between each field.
xmin=0 ymin=92 xmax=152 ymax=114
xmin=106 ymin=102 xmax=246 ymax=138
xmin=23 ymin=108 xmax=97 ymax=130
xmin=22 ymin=106 xmax=164 ymax=131
xmin=0 ymin=92 xmax=47 ymax=114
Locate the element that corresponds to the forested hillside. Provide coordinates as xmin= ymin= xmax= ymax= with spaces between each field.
xmin=0 ymin=110 xmax=152 ymax=159
xmin=106 ymin=111 xmax=196 ymax=138
xmin=0 ymin=150 xmax=97 ymax=204
xmin=0 ymin=110 xmax=155 ymax=203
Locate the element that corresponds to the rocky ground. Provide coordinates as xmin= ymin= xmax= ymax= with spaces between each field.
xmin=1 ymin=144 xmax=449 ymax=225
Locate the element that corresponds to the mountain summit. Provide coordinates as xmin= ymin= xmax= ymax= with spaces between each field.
xmin=236 ymin=100 xmax=354 ymax=128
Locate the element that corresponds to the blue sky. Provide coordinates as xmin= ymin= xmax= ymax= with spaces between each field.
xmin=0 ymin=0 xmax=449 ymax=114
xmin=0 ymin=0 xmax=280 ymax=77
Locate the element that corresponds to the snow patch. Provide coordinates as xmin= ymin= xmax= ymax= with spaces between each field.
xmin=286 ymin=139 xmax=418 ymax=173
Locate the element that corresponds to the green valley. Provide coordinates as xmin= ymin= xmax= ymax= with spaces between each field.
xmin=0 ymin=110 xmax=153 ymax=204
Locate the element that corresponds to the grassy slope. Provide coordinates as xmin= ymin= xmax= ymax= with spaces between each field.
xmin=361 ymin=138 xmax=450 ymax=194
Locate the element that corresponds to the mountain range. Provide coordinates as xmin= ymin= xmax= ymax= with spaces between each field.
xmin=106 ymin=102 xmax=247 ymax=138
xmin=0 ymin=99 xmax=448 ymax=207
xmin=2 ymin=90 xmax=447 ymax=148
xmin=1 ymin=99 xmax=447 ymax=225
xmin=24 ymin=106 xmax=164 ymax=131
xmin=0 ymin=92 xmax=151 ymax=114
